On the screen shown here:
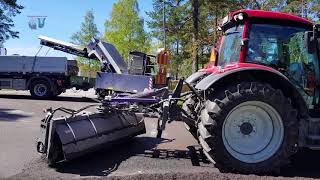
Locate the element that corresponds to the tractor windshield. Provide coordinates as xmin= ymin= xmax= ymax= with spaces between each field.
xmin=245 ymin=23 xmax=315 ymax=68
xmin=218 ymin=24 xmax=243 ymax=67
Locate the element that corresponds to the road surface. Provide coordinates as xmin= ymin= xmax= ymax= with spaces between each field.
xmin=1 ymin=90 xmax=320 ymax=179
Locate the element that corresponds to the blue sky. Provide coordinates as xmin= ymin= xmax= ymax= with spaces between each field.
xmin=4 ymin=0 xmax=153 ymax=58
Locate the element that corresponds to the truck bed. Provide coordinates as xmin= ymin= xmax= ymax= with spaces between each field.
xmin=0 ymin=56 xmax=67 ymax=74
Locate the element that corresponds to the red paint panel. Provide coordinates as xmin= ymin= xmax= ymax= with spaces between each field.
xmin=200 ymin=62 xmax=278 ymax=74
xmin=231 ymin=10 xmax=313 ymax=26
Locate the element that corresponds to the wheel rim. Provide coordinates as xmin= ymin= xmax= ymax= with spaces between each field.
xmin=222 ymin=101 xmax=284 ymax=163
xmin=34 ymin=84 xmax=47 ymax=97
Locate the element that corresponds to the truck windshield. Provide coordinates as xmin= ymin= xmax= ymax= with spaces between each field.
xmin=218 ymin=24 xmax=243 ymax=67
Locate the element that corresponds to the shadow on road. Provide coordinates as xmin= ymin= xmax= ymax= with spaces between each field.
xmin=43 ymin=137 xmax=320 ymax=178
xmin=0 ymin=94 xmax=98 ymax=103
xmin=52 ymin=137 xmax=165 ymax=176
xmin=51 ymin=137 xmax=208 ymax=177
xmin=0 ymin=108 xmax=31 ymax=121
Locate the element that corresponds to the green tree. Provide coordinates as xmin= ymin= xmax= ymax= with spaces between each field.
xmin=0 ymin=0 xmax=23 ymax=45
xmin=71 ymin=10 xmax=100 ymax=45
xmin=104 ymin=0 xmax=150 ymax=61
xmin=71 ymin=10 xmax=100 ymax=77
xmin=147 ymin=0 xmax=192 ymax=78
xmin=283 ymin=0 xmax=320 ymax=20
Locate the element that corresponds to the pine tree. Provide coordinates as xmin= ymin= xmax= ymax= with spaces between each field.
xmin=71 ymin=10 xmax=100 ymax=77
xmin=104 ymin=0 xmax=150 ymax=61
xmin=283 ymin=0 xmax=320 ymax=20
xmin=147 ymin=0 xmax=192 ymax=77
xmin=71 ymin=10 xmax=100 ymax=45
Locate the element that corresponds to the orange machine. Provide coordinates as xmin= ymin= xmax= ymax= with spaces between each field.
xmin=155 ymin=48 xmax=169 ymax=86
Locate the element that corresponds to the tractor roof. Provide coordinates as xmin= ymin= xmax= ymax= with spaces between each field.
xmin=231 ymin=9 xmax=313 ymax=26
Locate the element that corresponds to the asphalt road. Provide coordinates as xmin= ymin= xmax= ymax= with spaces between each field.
xmin=1 ymin=90 xmax=320 ymax=180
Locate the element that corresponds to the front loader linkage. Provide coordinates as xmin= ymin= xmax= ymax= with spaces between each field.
xmin=156 ymin=78 xmax=194 ymax=138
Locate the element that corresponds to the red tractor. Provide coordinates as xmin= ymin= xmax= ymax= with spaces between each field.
xmin=182 ymin=10 xmax=320 ymax=174
xmin=37 ymin=9 xmax=320 ymax=175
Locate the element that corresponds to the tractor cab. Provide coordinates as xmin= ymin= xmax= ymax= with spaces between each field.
xmin=208 ymin=10 xmax=320 ymax=109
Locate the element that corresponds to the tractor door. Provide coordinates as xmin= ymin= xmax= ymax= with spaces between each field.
xmin=284 ymin=31 xmax=318 ymax=108
xmin=245 ymin=22 xmax=318 ymax=109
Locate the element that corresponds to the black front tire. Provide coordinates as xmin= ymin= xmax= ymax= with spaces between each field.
xmin=198 ymin=82 xmax=299 ymax=174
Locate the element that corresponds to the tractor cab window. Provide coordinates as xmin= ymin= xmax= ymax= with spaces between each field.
xmin=245 ymin=23 xmax=317 ymax=95
xmin=218 ymin=24 xmax=243 ymax=67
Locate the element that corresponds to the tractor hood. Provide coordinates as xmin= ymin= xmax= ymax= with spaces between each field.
xmin=196 ymin=62 xmax=286 ymax=90
xmin=199 ymin=62 xmax=278 ymax=74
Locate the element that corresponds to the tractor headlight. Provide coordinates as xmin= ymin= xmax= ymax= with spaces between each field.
xmin=234 ymin=13 xmax=245 ymax=21
xmin=238 ymin=13 xmax=244 ymax=20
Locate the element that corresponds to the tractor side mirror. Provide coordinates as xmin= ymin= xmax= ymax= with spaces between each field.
xmin=304 ymin=31 xmax=315 ymax=54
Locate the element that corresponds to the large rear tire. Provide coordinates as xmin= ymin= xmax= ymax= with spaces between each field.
xmin=198 ymin=82 xmax=299 ymax=174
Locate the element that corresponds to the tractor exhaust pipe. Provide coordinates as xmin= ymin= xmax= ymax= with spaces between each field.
xmin=37 ymin=108 xmax=145 ymax=164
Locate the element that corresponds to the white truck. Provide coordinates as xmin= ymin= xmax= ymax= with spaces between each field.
xmin=0 ymin=46 xmax=94 ymax=98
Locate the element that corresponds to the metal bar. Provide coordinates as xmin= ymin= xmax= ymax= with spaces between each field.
xmin=64 ymin=117 xmax=77 ymax=143
xmin=87 ymin=114 xmax=98 ymax=136
xmin=103 ymin=97 xmax=160 ymax=104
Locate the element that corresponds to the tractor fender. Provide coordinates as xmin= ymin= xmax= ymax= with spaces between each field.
xmin=195 ymin=67 xmax=308 ymax=117
xmin=185 ymin=71 xmax=208 ymax=84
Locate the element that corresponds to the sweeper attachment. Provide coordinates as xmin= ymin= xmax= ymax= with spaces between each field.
xmin=36 ymin=35 xmax=175 ymax=164
xmin=36 ymin=87 xmax=172 ymax=164
xmin=36 ymin=106 xmax=146 ymax=164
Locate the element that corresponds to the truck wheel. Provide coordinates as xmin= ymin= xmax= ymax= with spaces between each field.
xmin=30 ymin=80 xmax=52 ymax=98
xmin=198 ymin=82 xmax=298 ymax=174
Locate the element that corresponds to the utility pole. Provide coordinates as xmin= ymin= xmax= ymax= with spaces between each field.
xmin=301 ymin=0 xmax=304 ymax=18
xmin=191 ymin=0 xmax=199 ymax=73
xmin=163 ymin=0 xmax=166 ymax=50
